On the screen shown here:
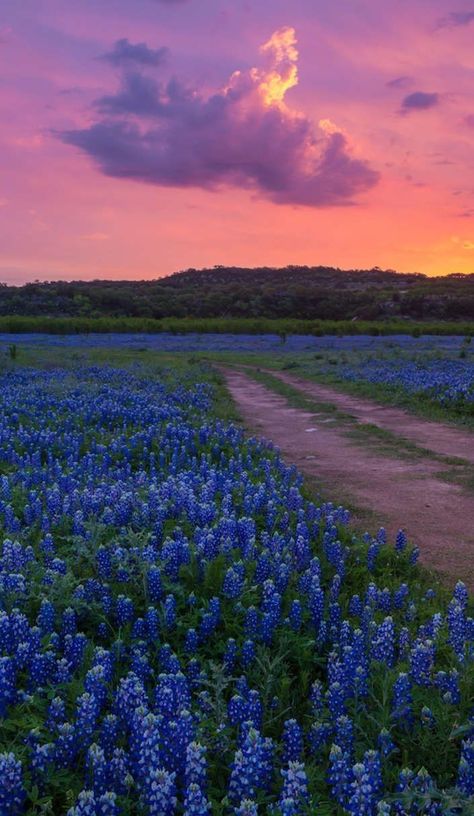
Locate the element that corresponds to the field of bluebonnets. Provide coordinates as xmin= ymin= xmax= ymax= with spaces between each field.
xmin=1 ymin=352 xmax=474 ymax=815
xmin=318 ymin=352 xmax=474 ymax=416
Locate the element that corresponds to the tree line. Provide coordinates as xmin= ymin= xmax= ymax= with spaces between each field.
xmin=2 ymin=265 xmax=474 ymax=321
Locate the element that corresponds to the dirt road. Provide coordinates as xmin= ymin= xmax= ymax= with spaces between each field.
xmin=221 ymin=367 xmax=474 ymax=589
xmin=270 ymin=370 xmax=474 ymax=465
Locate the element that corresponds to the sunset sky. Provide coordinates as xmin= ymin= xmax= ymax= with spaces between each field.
xmin=1 ymin=0 xmax=474 ymax=283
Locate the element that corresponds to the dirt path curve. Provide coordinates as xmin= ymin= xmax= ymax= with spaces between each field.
xmin=268 ymin=370 xmax=474 ymax=465
xmin=222 ymin=368 xmax=474 ymax=589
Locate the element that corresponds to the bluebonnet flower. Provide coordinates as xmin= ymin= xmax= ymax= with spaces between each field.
xmin=277 ymin=762 xmax=309 ymax=815
xmin=282 ymin=719 xmax=303 ymax=763
xmin=398 ymin=627 xmax=411 ymax=661
xmin=377 ymin=588 xmax=392 ymax=614
xmin=223 ymin=638 xmax=238 ymax=673
xmin=30 ymin=741 xmax=55 ymax=786
xmin=244 ymin=606 xmax=258 ymax=638
xmin=146 ymin=566 xmax=163 ymax=602
xmin=87 ymin=743 xmax=108 ymax=796
xmin=114 ymin=672 xmax=149 ymax=724
xmin=37 ymin=598 xmax=55 ymax=634
xmin=145 ymin=606 xmax=160 ymax=641
xmin=447 ymin=600 xmax=466 ymax=661
xmin=61 ymin=607 xmax=77 ymax=637
xmin=55 ymin=721 xmax=78 ymax=768
xmin=183 ymin=783 xmax=210 ymax=815
xmin=234 ymin=800 xmax=258 ymax=816
xmin=347 ymin=762 xmax=376 ymax=816
xmin=420 ymin=706 xmax=435 ymax=728
xmin=377 ymin=729 xmax=396 ymax=757
xmin=349 ymin=594 xmax=363 ymax=618
xmin=409 ymin=547 xmax=420 ymax=566
xmin=309 ymin=680 xmax=324 ymax=716
xmin=0 ymin=752 xmax=26 ymax=815
xmin=457 ymin=737 xmax=474 ymax=796
xmin=409 ymin=639 xmax=434 ymax=686
xmin=372 ymin=617 xmax=395 ymax=667
xmin=367 ymin=539 xmax=381 ymax=572
xmin=434 ymin=669 xmax=460 ymax=704
xmin=185 ymin=628 xmax=199 ymax=655
xmin=98 ymin=715 xmax=120 ymax=755
xmin=391 ymin=673 xmax=413 ymax=728
xmin=0 ymin=656 xmax=16 ymax=717
xmin=96 ymin=547 xmax=112 ymax=580
xmin=393 ymin=584 xmax=408 ymax=610
xmin=46 ymin=696 xmax=66 ymax=732
xmin=164 ymin=595 xmax=177 ymax=630
xmin=453 ymin=581 xmax=469 ymax=610
xmin=308 ymin=721 xmax=332 ymax=755
xmin=308 ymin=580 xmax=324 ymax=631
xmin=288 ymin=599 xmax=302 ymax=631
xmin=327 ymin=681 xmax=346 ymax=720
xmin=328 ymin=743 xmax=353 ymax=808
xmin=85 ymin=664 xmax=109 ymax=705
xmin=185 ymin=742 xmax=207 ymax=790
xmin=241 ymin=639 xmax=256 ymax=669
xmin=67 ymin=790 xmax=119 ymax=816
xmin=75 ymin=692 xmax=101 ymax=748
xmin=228 ymin=726 xmax=273 ymax=805
xmin=142 ymin=767 xmax=177 ymax=815
xmin=116 ymin=594 xmax=134 ymax=626
xmin=223 ymin=562 xmax=245 ymax=599
xmin=395 ymin=529 xmax=407 ymax=552
xmin=335 ymin=715 xmax=354 ymax=758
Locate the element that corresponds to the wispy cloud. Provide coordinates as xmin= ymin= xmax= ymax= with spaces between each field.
xmin=386 ymin=75 xmax=413 ymax=90
xmin=100 ymin=39 xmax=168 ymax=68
xmin=436 ymin=10 xmax=474 ymax=29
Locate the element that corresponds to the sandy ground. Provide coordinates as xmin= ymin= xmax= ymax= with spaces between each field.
xmin=221 ymin=368 xmax=474 ymax=589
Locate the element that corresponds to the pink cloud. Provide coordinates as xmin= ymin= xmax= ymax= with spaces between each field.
xmin=61 ymin=28 xmax=378 ymax=207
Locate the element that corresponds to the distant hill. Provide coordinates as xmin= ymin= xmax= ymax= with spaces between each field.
xmin=2 ymin=266 xmax=474 ymax=321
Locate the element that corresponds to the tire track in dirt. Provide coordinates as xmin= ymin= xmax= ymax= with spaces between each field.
xmin=269 ymin=369 xmax=474 ymax=465
xmin=221 ymin=367 xmax=474 ymax=589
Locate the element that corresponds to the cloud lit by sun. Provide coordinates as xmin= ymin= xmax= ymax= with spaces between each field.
xmin=255 ymin=26 xmax=299 ymax=106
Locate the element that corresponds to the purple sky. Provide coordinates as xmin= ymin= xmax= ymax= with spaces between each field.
xmin=1 ymin=0 xmax=473 ymax=281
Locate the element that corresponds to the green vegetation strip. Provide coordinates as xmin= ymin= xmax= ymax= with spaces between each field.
xmin=0 ymin=315 xmax=472 ymax=335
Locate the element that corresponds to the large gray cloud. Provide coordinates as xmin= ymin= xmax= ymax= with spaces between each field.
xmin=61 ymin=28 xmax=379 ymax=207
xmin=101 ymin=39 xmax=168 ymax=67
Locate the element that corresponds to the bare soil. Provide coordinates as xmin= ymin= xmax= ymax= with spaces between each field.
xmin=221 ymin=368 xmax=474 ymax=589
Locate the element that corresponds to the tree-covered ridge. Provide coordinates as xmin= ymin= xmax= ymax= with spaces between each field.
xmin=2 ymin=266 xmax=474 ymax=320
